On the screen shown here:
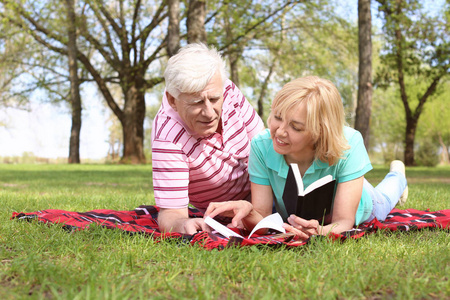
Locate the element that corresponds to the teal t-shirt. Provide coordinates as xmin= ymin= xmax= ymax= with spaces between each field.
xmin=248 ymin=127 xmax=373 ymax=225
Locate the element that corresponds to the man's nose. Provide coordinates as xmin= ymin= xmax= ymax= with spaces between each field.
xmin=202 ymin=100 xmax=215 ymax=117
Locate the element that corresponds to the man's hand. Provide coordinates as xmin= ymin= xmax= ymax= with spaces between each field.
xmin=204 ymin=200 xmax=253 ymax=228
xmin=179 ymin=218 xmax=208 ymax=235
xmin=158 ymin=208 xmax=209 ymax=235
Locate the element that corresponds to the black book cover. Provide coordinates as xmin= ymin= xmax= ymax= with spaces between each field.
xmin=282 ymin=164 xmax=336 ymax=223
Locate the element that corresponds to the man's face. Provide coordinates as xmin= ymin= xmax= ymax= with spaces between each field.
xmin=167 ymin=72 xmax=224 ymax=137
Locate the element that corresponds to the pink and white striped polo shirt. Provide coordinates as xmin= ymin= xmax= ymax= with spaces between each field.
xmin=151 ymin=80 xmax=264 ymax=210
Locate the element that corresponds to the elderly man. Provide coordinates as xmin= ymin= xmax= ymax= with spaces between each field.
xmin=151 ymin=43 xmax=264 ymax=234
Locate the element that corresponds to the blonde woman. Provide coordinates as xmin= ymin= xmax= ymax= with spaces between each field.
xmin=205 ymin=76 xmax=408 ymax=240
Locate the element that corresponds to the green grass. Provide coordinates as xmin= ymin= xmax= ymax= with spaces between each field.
xmin=0 ymin=164 xmax=449 ymax=299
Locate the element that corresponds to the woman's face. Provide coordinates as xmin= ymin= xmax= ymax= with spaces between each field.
xmin=268 ymin=102 xmax=316 ymax=163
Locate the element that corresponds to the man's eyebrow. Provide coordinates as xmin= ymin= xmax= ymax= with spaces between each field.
xmin=190 ymin=98 xmax=203 ymax=103
xmin=188 ymin=94 xmax=221 ymax=104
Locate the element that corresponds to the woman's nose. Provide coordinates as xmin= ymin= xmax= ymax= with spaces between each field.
xmin=277 ymin=123 xmax=288 ymax=136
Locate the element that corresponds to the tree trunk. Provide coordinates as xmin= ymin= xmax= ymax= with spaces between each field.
xmin=119 ymin=76 xmax=146 ymax=164
xmin=404 ymin=117 xmax=417 ymax=166
xmin=354 ymin=0 xmax=372 ymax=150
xmin=187 ymin=0 xmax=207 ymax=44
xmin=65 ymin=0 xmax=82 ymax=164
xmin=167 ymin=0 xmax=180 ymax=56
xmin=228 ymin=50 xmax=241 ymax=87
xmin=120 ymin=82 xmax=146 ymax=164
xmin=257 ymin=59 xmax=276 ymax=118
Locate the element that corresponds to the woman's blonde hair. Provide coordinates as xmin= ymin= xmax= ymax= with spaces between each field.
xmin=269 ymin=76 xmax=349 ymax=165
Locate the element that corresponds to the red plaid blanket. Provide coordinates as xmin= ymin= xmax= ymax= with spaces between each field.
xmin=11 ymin=206 xmax=450 ymax=250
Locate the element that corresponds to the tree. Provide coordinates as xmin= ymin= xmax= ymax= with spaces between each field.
xmin=0 ymin=0 xmax=169 ymax=163
xmin=354 ymin=0 xmax=372 ymax=149
xmin=167 ymin=0 xmax=181 ymax=56
xmin=65 ymin=0 xmax=82 ymax=164
xmin=236 ymin=1 xmax=359 ymax=121
xmin=376 ymin=0 xmax=450 ymax=166
xmin=187 ymin=0 xmax=207 ymax=44
xmin=207 ymin=0 xmax=302 ymax=89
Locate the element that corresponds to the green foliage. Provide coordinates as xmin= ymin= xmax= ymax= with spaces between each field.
xmin=370 ymin=85 xmax=405 ymax=162
xmin=237 ymin=0 xmax=359 ymax=121
xmin=416 ymin=80 xmax=450 ymax=156
xmin=373 ymin=0 xmax=449 ymax=165
xmin=0 ymin=164 xmax=449 ymax=299
xmin=415 ymin=138 xmax=440 ymax=167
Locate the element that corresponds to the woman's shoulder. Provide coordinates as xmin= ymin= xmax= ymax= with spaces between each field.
xmin=251 ymin=129 xmax=273 ymax=153
xmin=344 ymin=126 xmax=364 ymax=145
xmin=252 ymin=128 xmax=271 ymax=142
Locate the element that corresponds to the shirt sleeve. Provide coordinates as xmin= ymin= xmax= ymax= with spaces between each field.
xmin=231 ymin=82 xmax=265 ymax=139
xmin=151 ymin=138 xmax=190 ymax=209
xmin=248 ymin=135 xmax=271 ymax=186
xmin=336 ymin=130 xmax=373 ymax=183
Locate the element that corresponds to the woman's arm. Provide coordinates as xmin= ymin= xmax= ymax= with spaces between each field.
xmin=323 ymin=176 xmax=363 ymax=233
xmin=285 ymin=176 xmax=364 ymax=239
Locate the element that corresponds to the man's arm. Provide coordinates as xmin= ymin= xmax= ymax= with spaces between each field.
xmin=158 ymin=207 xmax=208 ymax=235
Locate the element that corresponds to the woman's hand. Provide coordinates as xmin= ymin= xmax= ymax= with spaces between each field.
xmin=204 ymin=200 xmax=253 ymax=228
xmin=283 ymin=215 xmax=320 ymax=240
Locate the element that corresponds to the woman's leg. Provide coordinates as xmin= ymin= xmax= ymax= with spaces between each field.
xmin=365 ymin=169 xmax=407 ymax=222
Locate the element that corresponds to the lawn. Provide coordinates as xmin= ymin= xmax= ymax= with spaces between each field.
xmin=0 ymin=164 xmax=449 ymax=299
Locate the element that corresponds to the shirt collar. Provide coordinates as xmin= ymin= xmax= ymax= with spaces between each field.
xmin=265 ymin=138 xmax=330 ymax=178
xmin=266 ymin=142 xmax=289 ymax=179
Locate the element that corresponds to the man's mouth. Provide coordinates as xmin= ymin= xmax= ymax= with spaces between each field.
xmin=200 ymin=119 xmax=216 ymax=125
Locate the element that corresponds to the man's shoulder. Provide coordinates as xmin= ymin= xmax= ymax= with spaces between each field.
xmin=223 ymin=80 xmax=243 ymax=104
xmin=152 ymin=113 xmax=194 ymax=145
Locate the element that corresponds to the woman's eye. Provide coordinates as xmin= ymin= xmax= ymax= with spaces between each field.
xmin=274 ymin=115 xmax=282 ymax=120
xmin=291 ymin=125 xmax=303 ymax=132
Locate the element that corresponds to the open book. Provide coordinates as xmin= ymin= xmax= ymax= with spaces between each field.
xmin=282 ymin=163 xmax=336 ymax=222
xmin=204 ymin=213 xmax=285 ymax=239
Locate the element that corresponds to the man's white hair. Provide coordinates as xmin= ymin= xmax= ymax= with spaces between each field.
xmin=164 ymin=43 xmax=227 ymax=98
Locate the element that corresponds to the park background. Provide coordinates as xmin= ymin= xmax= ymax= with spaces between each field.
xmin=0 ymin=0 xmax=448 ymax=167
xmin=0 ymin=1 xmax=449 ymax=299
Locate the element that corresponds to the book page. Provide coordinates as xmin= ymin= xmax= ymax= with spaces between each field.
xmin=247 ymin=213 xmax=285 ymax=238
xmin=290 ymin=163 xmax=304 ymax=196
xmin=205 ymin=213 xmax=286 ymax=239
xmin=303 ymin=175 xmax=333 ymax=195
xmin=204 ymin=216 xmax=244 ymax=239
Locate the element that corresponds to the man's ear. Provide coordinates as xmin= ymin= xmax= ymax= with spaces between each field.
xmin=166 ymin=91 xmax=178 ymax=112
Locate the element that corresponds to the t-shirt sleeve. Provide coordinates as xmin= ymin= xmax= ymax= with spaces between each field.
xmin=151 ymin=139 xmax=190 ymax=209
xmin=336 ymin=130 xmax=373 ymax=183
xmin=248 ymin=136 xmax=271 ymax=186
xmin=231 ymin=82 xmax=265 ymax=139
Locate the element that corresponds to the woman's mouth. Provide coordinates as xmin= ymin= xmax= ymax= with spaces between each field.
xmin=275 ymin=137 xmax=288 ymax=146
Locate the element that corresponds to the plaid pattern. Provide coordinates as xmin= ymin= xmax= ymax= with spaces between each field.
xmin=11 ymin=207 xmax=450 ymax=250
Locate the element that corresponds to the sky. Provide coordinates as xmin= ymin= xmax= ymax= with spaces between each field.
xmin=0 ymin=93 xmax=110 ymax=160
